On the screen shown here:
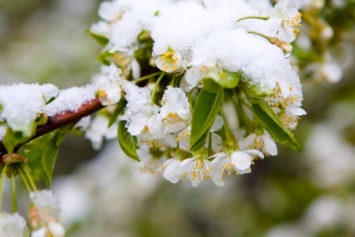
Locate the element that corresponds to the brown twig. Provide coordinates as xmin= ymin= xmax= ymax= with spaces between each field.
xmin=0 ymin=98 xmax=103 ymax=157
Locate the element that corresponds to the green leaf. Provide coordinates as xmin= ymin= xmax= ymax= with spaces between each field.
xmin=97 ymin=50 xmax=114 ymax=66
xmin=204 ymin=68 xmax=240 ymax=89
xmin=117 ymin=120 xmax=140 ymax=161
xmin=3 ymin=127 xmax=31 ymax=153
xmin=86 ymin=30 xmax=109 ymax=46
xmin=190 ymin=87 xmax=224 ymax=152
xmin=18 ymin=128 xmax=67 ymax=186
xmin=108 ymin=100 xmax=126 ymax=128
xmin=190 ymin=130 xmax=210 ymax=152
xmin=251 ymin=98 xmax=301 ymax=152
xmin=202 ymin=79 xmax=221 ymax=94
xmin=42 ymin=130 xmax=67 ymax=185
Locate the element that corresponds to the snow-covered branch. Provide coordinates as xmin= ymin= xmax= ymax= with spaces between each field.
xmin=0 ymin=98 xmax=102 ymax=157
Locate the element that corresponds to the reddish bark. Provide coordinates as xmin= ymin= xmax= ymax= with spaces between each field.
xmin=0 ymin=98 xmax=103 ymax=156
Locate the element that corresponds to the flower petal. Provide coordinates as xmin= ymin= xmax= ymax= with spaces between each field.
xmin=231 ymin=151 xmax=252 ymax=170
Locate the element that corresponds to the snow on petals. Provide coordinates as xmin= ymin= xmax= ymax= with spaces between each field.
xmin=160 ymin=86 xmax=191 ymax=134
xmin=29 ymin=190 xmax=65 ymax=237
xmin=0 ymin=212 xmax=28 ymax=237
xmin=122 ymin=82 xmax=163 ymax=139
xmin=0 ymin=83 xmax=58 ymax=136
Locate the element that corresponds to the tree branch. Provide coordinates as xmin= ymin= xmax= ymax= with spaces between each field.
xmin=0 ymin=98 xmax=103 ymax=157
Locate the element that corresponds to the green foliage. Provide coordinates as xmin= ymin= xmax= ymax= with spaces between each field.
xmin=86 ymin=30 xmax=109 ymax=46
xmin=18 ymin=128 xmax=67 ymax=186
xmin=250 ymin=98 xmax=301 ymax=152
xmin=3 ymin=127 xmax=32 ymax=153
xmin=117 ymin=120 xmax=140 ymax=161
xmin=204 ymin=68 xmax=240 ymax=89
xmin=108 ymin=99 xmax=127 ymax=127
xmin=97 ymin=50 xmax=114 ymax=66
xmin=190 ymin=85 xmax=224 ymax=152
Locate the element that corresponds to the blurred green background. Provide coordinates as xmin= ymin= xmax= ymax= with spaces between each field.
xmin=0 ymin=1 xmax=355 ymax=236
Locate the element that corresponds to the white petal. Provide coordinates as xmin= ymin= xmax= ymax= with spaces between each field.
xmin=239 ymin=133 xmax=256 ymax=149
xmin=31 ymin=227 xmax=46 ymax=237
xmin=127 ymin=115 xmax=147 ymax=136
xmin=163 ymin=160 xmax=182 ymax=183
xmin=164 ymin=133 xmax=178 ymax=148
xmin=210 ymin=133 xmax=222 ymax=152
xmin=231 ymin=151 xmax=252 ymax=170
xmin=178 ymin=158 xmax=194 ymax=173
xmin=184 ymin=66 xmax=203 ymax=89
xmin=131 ymin=59 xmax=141 ymax=79
xmin=209 ymin=168 xmax=225 ymax=187
xmin=190 ymin=177 xmax=203 ymax=187
xmin=210 ymin=115 xmax=223 ymax=132
xmin=164 ymin=122 xmax=186 ymax=134
xmin=48 ymin=222 xmax=65 ymax=237
xmin=290 ymin=107 xmax=307 ymax=116
xmin=245 ymin=149 xmax=265 ymax=159
xmin=263 ymin=133 xmax=278 ymax=156
xmin=106 ymin=87 xmax=121 ymax=104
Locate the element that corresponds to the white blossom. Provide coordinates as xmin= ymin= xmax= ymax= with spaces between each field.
xmin=29 ymin=191 xmax=65 ymax=237
xmin=239 ymin=131 xmax=278 ymax=156
xmin=266 ymin=82 xmax=306 ymax=130
xmin=122 ymin=82 xmax=163 ymax=139
xmin=211 ymin=149 xmax=264 ymax=176
xmin=29 ymin=190 xmax=62 ymax=223
xmin=85 ymin=115 xmax=117 ymax=150
xmin=161 ymin=157 xmax=224 ymax=187
xmin=0 ymin=212 xmax=28 ymax=237
xmin=93 ymin=64 xmax=123 ymax=106
xmin=267 ymin=0 xmax=302 ymax=43
xmin=160 ymin=86 xmax=191 ymax=134
xmin=154 ymin=47 xmax=184 ymax=73
xmin=182 ymin=65 xmax=208 ymax=92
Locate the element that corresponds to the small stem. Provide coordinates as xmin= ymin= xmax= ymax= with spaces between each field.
xmin=134 ymin=71 xmax=162 ymax=83
xmin=151 ymin=72 xmax=166 ymax=104
xmin=247 ymin=31 xmax=271 ymax=40
xmin=207 ymin=133 xmax=213 ymax=156
xmin=220 ymin=108 xmax=232 ymax=145
xmin=237 ymin=16 xmax=270 ymax=22
xmin=11 ymin=172 xmax=17 ymax=212
xmin=0 ymin=166 xmax=7 ymax=210
xmin=17 ymin=167 xmax=31 ymax=193
xmin=232 ymin=95 xmax=250 ymax=130
xmin=23 ymin=165 xmax=37 ymax=192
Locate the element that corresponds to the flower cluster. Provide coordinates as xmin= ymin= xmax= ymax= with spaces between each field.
xmin=0 ymin=190 xmax=64 ymax=237
xmin=84 ymin=0 xmax=306 ymax=187
xmin=0 ymin=0 xmax=307 ymax=192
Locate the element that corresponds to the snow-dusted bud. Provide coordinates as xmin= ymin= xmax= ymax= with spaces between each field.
xmin=0 ymin=212 xmax=29 ymax=237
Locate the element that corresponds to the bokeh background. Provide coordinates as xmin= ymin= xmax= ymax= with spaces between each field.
xmin=0 ymin=0 xmax=354 ymax=236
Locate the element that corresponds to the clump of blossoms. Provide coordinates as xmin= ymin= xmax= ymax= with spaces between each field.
xmin=0 ymin=153 xmax=64 ymax=236
xmin=0 ymin=1 xmax=309 ymax=233
xmin=86 ymin=0 xmax=306 ymax=187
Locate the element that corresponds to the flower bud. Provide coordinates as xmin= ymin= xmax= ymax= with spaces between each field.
xmin=270 ymin=37 xmax=293 ymax=55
